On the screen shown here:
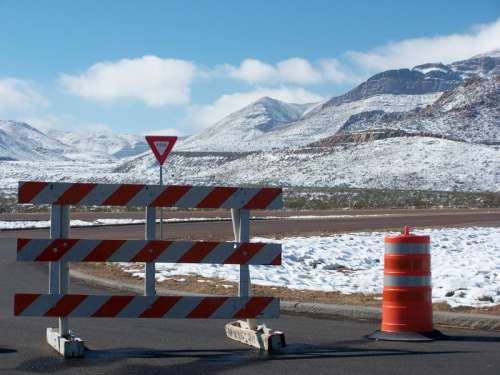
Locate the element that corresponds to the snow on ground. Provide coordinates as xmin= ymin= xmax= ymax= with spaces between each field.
xmin=0 ymin=219 xmax=145 ymax=229
xmin=0 ymin=137 xmax=498 ymax=193
xmin=123 ymin=138 xmax=500 ymax=192
xmin=0 ymin=217 xmax=233 ymax=230
xmin=0 ymin=214 xmax=401 ymax=230
xmin=122 ymin=227 xmax=500 ymax=308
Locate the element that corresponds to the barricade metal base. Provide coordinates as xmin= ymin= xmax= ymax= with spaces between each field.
xmin=225 ymin=320 xmax=286 ymax=352
xmin=46 ymin=328 xmax=85 ymax=358
xmin=367 ymin=329 xmax=447 ymax=342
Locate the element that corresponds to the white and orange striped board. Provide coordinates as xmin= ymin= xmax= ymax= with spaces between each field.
xmin=18 ymin=181 xmax=282 ymax=209
xmin=17 ymin=238 xmax=282 ymax=264
xmin=14 ymin=294 xmax=279 ymax=319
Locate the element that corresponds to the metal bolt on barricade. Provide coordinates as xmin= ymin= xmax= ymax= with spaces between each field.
xmin=368 ymin=226 xmax=446 ymax=341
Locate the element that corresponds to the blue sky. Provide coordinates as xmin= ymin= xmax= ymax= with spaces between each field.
xmin=0 ymin=0 xmax=499 ymax=136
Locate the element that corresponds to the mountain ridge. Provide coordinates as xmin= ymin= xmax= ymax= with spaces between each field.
xmin=179 ymin=96 xmax=316 ymax=151
xmin=330 ymin=75 xmax=499 ymax=144
xmin=178 ymin=51 xmax=499 ymax=152
xmin=0 ymin=120 xmax=72 ymax=161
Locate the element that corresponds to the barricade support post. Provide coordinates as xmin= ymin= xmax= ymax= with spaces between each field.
xmin=47 ymin=204 xmax=85 ymax=357
xmin=14 ymin=181 xmax=284 ymax=356
xmin=145 ymin=206 xmax=156 ymax=296
xmin=225 ymin=208 xmax=285 ymax=351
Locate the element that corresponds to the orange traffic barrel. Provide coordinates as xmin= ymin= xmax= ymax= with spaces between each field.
xmin=368 ymin=226 xmax=445 ymax=341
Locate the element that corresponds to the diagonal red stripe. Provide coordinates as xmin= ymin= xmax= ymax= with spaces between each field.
xmin=92 ymin=296 xmax=134 ymax=317
xmin=14 ymin=293 xmax=40 ymax=316
xmin=244 ymin=188 xmax=282 ymax=209
xmin=177 ymin=242 xmax=218 ymax=263
xmin=55 ymin=183 xmax=97 ymax=205
xmin=187 ymin=297 xmax=228 ymax=318
xmin=140 ymin=296 xmax=182 ymax=318
xmin=83 ymin=240 xmax=126 ymax=262
xmin=101 ymin=184 xmax=144 ymax=206
xmin=131 ymin=241 xmax=172 ymax=262
xmin=18 ymin=182 xmax=48 ymax=203
xmin=233 ymin=297 xmax=274 ymax=319
xmin=17 ymin=238 xmax=31 ymax=252
xmin=196 ymin=187 xmax=238 ymax=208
xmin=35 ymin=239 xmax=79 ymax=261
xmin=270 ymin=253 xmax=282 ymax=265
xmin=223 ymin=243 xmax=265 ymax=264
xmin=150 ymin=185 xmax=192 ymax=207
xmin=44 ymin=295 xmax=87 ymax=317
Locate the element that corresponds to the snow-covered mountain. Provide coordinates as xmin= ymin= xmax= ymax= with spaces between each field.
xmin=259 ymin=92 xmax=442 ymax=149
xmin=0 ymin=122 xmax=149 ymax=162
xmin=179 ymin=97 xmax=315 ymax=151
xmin=179 ymin=93 xmax=442 ymax=152
xmin=0 ymin=121 xmax=73 ymax=161
xmin=49 ymin=129 xmax=149 ymax=159
xmin=315 ymin=49 xmax=499 ymax=111
xmin=318 ymin=75 xmax=500 ymax=145
xmin=450 ymin=50 xmax=500 ymax=80
xmin=1 ymin=51 xmax=499 ymax=194
xmin=178 ymin=51 xmax=500 ymax=151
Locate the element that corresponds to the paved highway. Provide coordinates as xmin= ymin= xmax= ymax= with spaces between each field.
xmin=1 ymin=238 xmax=499 ymax=374
xmin=1 ymin=209 xmax=499 ymax=241
xmin=2 ymin=208 xmax=499 ymax=221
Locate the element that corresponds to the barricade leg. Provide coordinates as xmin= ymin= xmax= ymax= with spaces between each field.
xmin=145 ymin=206 xmax=157 ymax=296
xmin=47 ymin=204 xmax=85 ymax=358
xmin=225 ymin=209 xmax=285 ymax=352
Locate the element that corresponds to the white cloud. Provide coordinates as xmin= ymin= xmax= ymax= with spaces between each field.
xmin=59 ymin=56 xmax=196 ymax=106
xmin=187 ymin=87 xmax=324 ymax=129
xmin=319 ymin=58 xmax=363 ymax=84
xmin=222 ymin=57 xmax=339 ymax=85
xmin=277 ymin=58 xmax=323 ymax=84
xmin=225 ymin=59 xmax=276 ymax=83
xmin=346 ymin=18 xmax=500 ymax=73
xmin=0 ymin=78 xmax=47 ymax=115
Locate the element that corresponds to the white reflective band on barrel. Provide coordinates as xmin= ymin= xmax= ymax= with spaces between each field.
xmin=384 ymin=243 xmax=430 ymax=254
xmin=384 ymin=275 xmax=431 ymax=287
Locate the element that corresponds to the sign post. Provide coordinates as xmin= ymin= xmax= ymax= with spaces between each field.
xmin=145 ymin=136 xmax=177 ymax=239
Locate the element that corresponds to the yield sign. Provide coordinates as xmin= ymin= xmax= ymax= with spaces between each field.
xmin=145 ymin=136 xmax=177 ymax=165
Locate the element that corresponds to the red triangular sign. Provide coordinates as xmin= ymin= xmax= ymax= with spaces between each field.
xmin=145 ymin=136 xmax=177 ymax=165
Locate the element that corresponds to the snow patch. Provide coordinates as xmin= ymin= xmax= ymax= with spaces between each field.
xmin=121 ymin=227 xmax=500 ymax=308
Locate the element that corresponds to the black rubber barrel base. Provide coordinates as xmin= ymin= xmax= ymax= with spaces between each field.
xmin=366 ymin=329 xmax=447 ymax=342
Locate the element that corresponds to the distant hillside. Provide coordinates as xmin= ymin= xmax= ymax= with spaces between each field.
xmin=319 ymin=75 xmax=500 ymax=145
xmin=51 ymin=129 xmax=149 ymax=159
xmin=179 ymin=96 xmax=315 ymax=151
xmin=0 ymin=120 xmax=72 ymax=160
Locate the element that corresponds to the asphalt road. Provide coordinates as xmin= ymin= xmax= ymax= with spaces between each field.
xmin=1 ymin=209 xmax=499 ymax=241
xmin=2 ymin=208 xmax=498 ymax=221
xmin=1 ymin=238 xmax=499 ymax=374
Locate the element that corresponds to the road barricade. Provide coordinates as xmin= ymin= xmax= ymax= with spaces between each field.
xmin=14 ymin=181 xmax=285 ymax=357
